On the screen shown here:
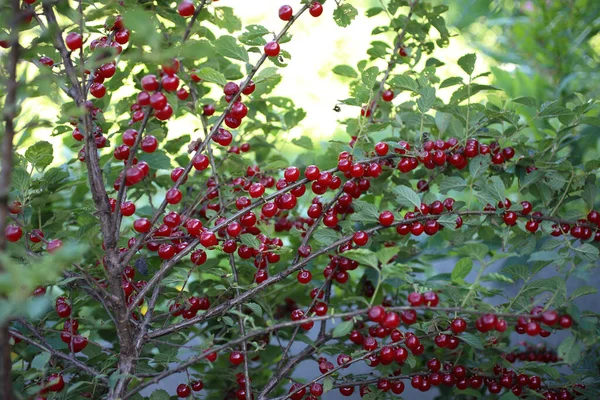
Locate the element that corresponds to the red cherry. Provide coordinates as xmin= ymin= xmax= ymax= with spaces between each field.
xmin=5 ymin=225 xmax=22 ymax=242
xmin=65 ymin=32 xmax=82 ymax=50
xmin=141 ymin=135 xmax=158 ymax=153
xmin=90 ymin=83 xmax=106 ymax=98
xmin=141 ymin=74 xmax=159 ymax=91
xmin=558 ymin=315 xmax=572 ymax=328
xmin=309 ymin=2 xmax=323 ymax=17
xmin=176 ymin=383 xmax=191 ymax=397
xmin=375 ymin=142 xmax=389 ymax=156
xmin=133 ymin=218 xmax=151 ymax=233
xmin=229 ymin=351 xmax=244 ymax=365
xmin=407 ymin=292 xmax=424 ymax=306
xmin=279 ymin=5 xmax=293 ymax=20
xmin=381 ymin=89 xmax=394 ymax=102
xmin=526 ymin=220 xmax=539 ymax=233
xmin=200 ymin=231 xmax=218 ymax=247
xmin=352 ymin=231 xmax=369 ymax=246
xmin=297 ymin=269 xmax=312 ymax=284
xmin=264 ymin=41 xmax=280 ymax=57
xmin=178 ymin=0 xmax=195 ymax=17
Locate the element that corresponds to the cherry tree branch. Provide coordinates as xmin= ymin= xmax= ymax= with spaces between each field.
xmin=182 ymin=0 xmax=208 ymax=42
xmin=10 ymin=322 xmax=107 ymax=383
xmin=147 ymin=208 xmax=589 ymax=340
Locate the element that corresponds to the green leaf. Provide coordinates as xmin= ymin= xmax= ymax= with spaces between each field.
xmin=361 ymin=66 xmax=379 ymax=88
xmin=254 ymin=67 xmax=279 ymax=83
xmin=239 ymin=24 xmax=270 ymax=46
xmin=313 ymin=228 xmax=343 ymax=246
xmin=323 ymin=376 xmax=333 ymax=393
xmin=240 ymin=233 xmax=260 ymax=249
xmin=520 ymin=362 xmax=560 ymax=380
xmin=389 ymin=74 xmax=419 ymax=92
xmin=417 ymin=87 xmax=436 ymax=113
xmin=451 ymin=258 xmax=472 ymax=282
xmin=393 ymin=185 xmax=421 ymax=209
xmin=25 ymin=141 xmax=53 ymax=170
xmin=212 ymin=7 xmax=242 ymax=33
xmin=440 ymin=77 xmax=463 ymax=88
xmin=332 ymin=320 xmax=354 ymax=338
xmin=570 ymin=285 xmax=598 ymax=300
xmin=458 ymin=332 xmax=484 ymax=350
xmin=341 ymin=249 xmax=379 ymax=269
xmin=138 ymin=150 xmax=171 ymax=170
xmin=194 ymin=67 xmax=227 ymax=86
xmin=435 ymin=111 xmax=452 ymax=134
xmin=376 ymin=246 xmax=399 ymax=265
xmin=149 ymin=390 xmax=170 ymax=400
xmin=557 ymin=335 xmax=581 ymax=364
xmin=291 ymin=136 xmax=313 ymax=149
xmin=437 ymin=214 xmax=458 ymax=230
xmin=351 ymin=200 xmax=380 ymax=223
xmin=458 ymin=53 xmax=477 ymax=76
xmin=512 ymin=96 xmax=539 ymax=108
xmin=246 ymin=302 xmax=262 ymax=317
xmin=333 ymin=3 xmax=358 ymax=27
xmin=582 ymin=175 xmax=596 ymax=209
xmin=469 ymin=155 xmax=490 ymax=177
xmin=31 ymin=352 xmax=50 ymax=370
xmin=439 ymin=176 xmax=467 ymax=194
xmin=574 ymin=243 xmax=599 ymax=262
xmin=215 ymin=35 xmax=249 ymax=62
xmin=11 ymin=167 xmax=30 ymax=195
xmin=332 ymin=64 xmax=358 ymax=78
xmin=487 ymin=176 xmax=506 ymax=203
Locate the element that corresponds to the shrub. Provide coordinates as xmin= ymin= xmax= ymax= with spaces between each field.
xmin=1 ymin=0 xmax=599 ymax=399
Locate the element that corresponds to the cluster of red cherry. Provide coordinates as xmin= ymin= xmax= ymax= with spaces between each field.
xmin=4 ymin=201 xmax=63 ymax=253
xmin=504 ymin=342 xmax=560 ymax=364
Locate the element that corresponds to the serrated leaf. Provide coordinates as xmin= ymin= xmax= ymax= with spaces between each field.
xmin=332 ymin=64 xmax=358 ymax=78
xmin=435 ymin=111 xmax=452 ymax=134
xmin=332 ymin=320 xmax=354 ymax=338
xmin=393 ymin=185 xmax=420 ymax=209
xmin=582 ymin=176 xmax=596 ymax=210
xmin=440 ymin=77 xmax=463 ymax=88
xmin=291 ymin=136 xmax=313 ymax=149
xmin=570 ymin=285 xmax=598 ymax=300
xmin=246 ymin=302 xmax=262 ymax=317
xmin=574 ymin=243 xmax=599 ymax=262
xmin=194 ymin=67 xmax=227 ymax=86
xmin=417 ymin=87 xmax=436 ymax=113
xmin=221 ymin=315 xmax=235 ymax=326
xmin=458 ymin=53 xmax=477 ymax=76
xmin=351 ymin=200 xmax=380 ymax=223
xmin=138 ymin=150 xmax=171 ymax=170
xmin=240 ymin=233 xmax=260 ymax=249
xmin=31 ymin=352 xmax=51 ymax=370
xmin=558 ymin=336 xmax=581 ymax=364
xmin=487 ymin=176 xmax=505 ymax=202
xmin=361 ymin=66 xmax=379 ymax=87
xmin=323 ymin=376 xmax=333 ymax=393
xmin=437 ymin=214 xmax=458 ymax=230
xmin=149 ymin=389 xmax=170 ymax=400
xmin=389 ymin=74 xmax=418 ymax=92
xmin=215 ymin=35 xmax=248 ymax=62
xmin=458 ymin=332 xmax=484 ymax=350
xmin=341 ymin=249 xmax=378 ymax=269
xmin=25 ymin=141 xmax=53 ymax=170
xmin=11 ymin=167 xmax=30 ymax=195
xmin=254 ymin=67 xmax=278 ymax=83
xmin=376 ymin=247 xmax=399 ymax=265
xmin=512 ymin=96 xmax=539 ymax=108
xmin=313 ymin=229 xmax=343 ymax=246
xmin=469 ymin=155 xmax=491 ymax=177
xmin=451 ymin=258 xmax=472 ymax=282
xmin=439 ymin=176 xmax=467 ymax=194
xmin=333 ymin=3 xmax=358 ymax=27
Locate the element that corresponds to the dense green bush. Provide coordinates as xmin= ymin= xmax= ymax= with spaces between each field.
xmin=1 ymin=0 xmax=599 ymax=399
